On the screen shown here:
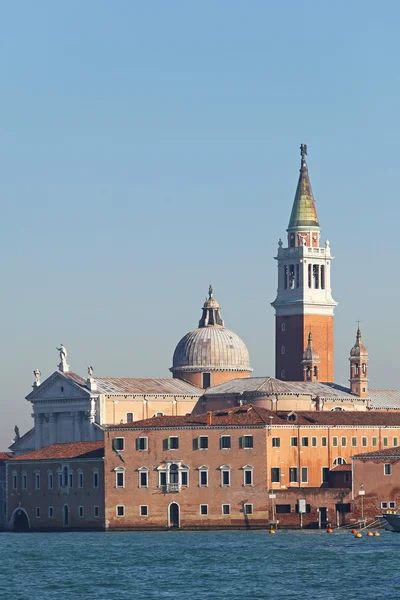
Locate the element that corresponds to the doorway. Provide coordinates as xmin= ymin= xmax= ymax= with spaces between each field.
xmin=13 ymin=508 xmax=30 ymax=532
xmin=319 ymin=507 xmax=328 ymax=528
xmin=169 ymin=503 xmax=180 ymax=528
xmin=63 ymin=504 xmax=69 ymax=527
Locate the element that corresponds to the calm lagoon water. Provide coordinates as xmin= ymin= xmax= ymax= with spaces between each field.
xmin=1 ymin=530 xmax=399 ymax=600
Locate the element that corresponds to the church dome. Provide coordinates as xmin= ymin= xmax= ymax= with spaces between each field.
xmin=170 ymin=287 xmax=252 ymax=374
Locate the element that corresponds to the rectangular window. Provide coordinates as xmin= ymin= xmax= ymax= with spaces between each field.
xmin=341 ymin=437 xmax=347 ymax=447
xmin=93 ymin=471 xmax=99 ymax=488
xmin=168 ymin=437 xmax=179 ymax=450
xmin=140 ymin=505 xmax=148 ymax=517
xmin=384 ymin=464 xmax=392 ymax=475
xmin=301 ymin=467 xmax=308 ymax=483
xmin=12 ymin=473 xmax=17 ymax=490
xmin=48 ymin=471 xmax=53 ymax=489
xmin=202 ymin=373 xmax=211 ymax=388
xmin=394 ymin=437 xmax=399 ymax=447
xmin=136 ymin=437 xmax=148 ymax=451
xmin=320 ymin=265 xmax=325 ymax=289
xmin=290 ymin=437 xmax=298 ymax=447
xmin=159 ymin=472 xmax=167 ymax=487
xmin=94 ymin=505 xmax=99 ymax=518
xmin=322 ymin=467 xmax=329 ymax=483
xmin=381 ymin=502 xmax=388 ymax=509
xmin=389 ymin=501 xmax=396 ymax=509
xmin=383 ymin=437 xmax=389 ymax=448
xmin=241 ymin=435 xmax=254 ymax=449
xmin=362 ymin=437 xmax=368 ymax=447
xmin=372 ymin=437 xmax=378 ymax=447
xmin=244 ymin=504 xmax=253 ymax=515
xmin=116 ymin=505 xmax=125 ymax=517
xmin=78 ymin=472 xmax=84 ymax=488
xmin=113 ymin=438 xmax=125 ymax=451
xmin=200 ymin=504 xmax=208 ymax=515
xmin=22 ymin=474 xmax=27 ymax=490
xmin=276 ymin=504 xmax=291 ymax=514
xmin=308 ymin=264 xmax=312 ymax=288
xmin=311 ymin=437 xmax=317 ymax=447
xmin=181 ymin=471 xmax=188 ymax=487
xmin=199 ymin=471 xmax=208 ymax=487
xmin=301 ymin=437 xmax=309 ymax=447
xmin=58 ymin=473 xmax=63 ymax=489
xmin=35 ymin=473 xmax=40 ymax=490
xmin=220 ymin=436 xmax=231 ymax=449
xmin=198 ymin=436 xmax=209 ymax=450
xmin=48 ymin=506 xmax=54 ymax=518
xmin=244 ymin=470 xmax=253 ymax=486
xmin=272 ymin=437 xmax=280 ymax=448
xmin=35 ymin=507 xmax=40 ymax=519
xmin=222 ymin=504 xmax=230 ymax=515
xmin=332 ymin=437 xmax=338 ymax=447
xmin=127 ymin=412 xmax=134 ymax=423
xmin=139 ymin=471 xmax=148 ymax=488
xmin=78 ymin=506 xmax=84 ymax=518
xmin=271 ymin=468 xmax=281 ymax=483
xmin=116 ymin=471 xmax=125 ymax=488
xmin=289 ymin=467 xmax=298 ymax=483
xmin=321 ymin=437 xmax=327 ymax=447
xmin=351 ymin=437 xmax=357 ymax=447
xmin=221 ymin=470 xmax=230 ymax=486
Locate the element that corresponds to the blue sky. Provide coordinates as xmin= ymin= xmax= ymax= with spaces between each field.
xmin=1 ymin=1 xmax=400 ymax=446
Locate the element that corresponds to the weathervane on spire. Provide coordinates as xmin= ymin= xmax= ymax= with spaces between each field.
xmin=300 ymin=143 xmax=307 ymax=161
xmin=208 ymin=284 xmax=213 ymax=299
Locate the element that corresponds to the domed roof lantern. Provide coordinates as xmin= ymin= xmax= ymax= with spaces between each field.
xmin=199 ymin=285 xmax=224 ymax=327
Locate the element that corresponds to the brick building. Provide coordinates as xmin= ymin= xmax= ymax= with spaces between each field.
xmin=103 ymin=406 xmax=400 ymax=530
xmin=352 ymin=446 xmax=400 ymax=519
xmin=7 ymin=441 xmax=104 ymax=531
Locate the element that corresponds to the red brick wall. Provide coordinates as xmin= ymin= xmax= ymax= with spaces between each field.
xmin=174 ymin=370 xmax=249 ymax=389
xmin=276 ymin=314 xmax=334 ymax=382
xmin=104 ymin=426 xmax=268 ymax=529
xmin=353 ymin=458 xmax=400 ymax=518
xmin=7 ymin=459 xmax=104 ymax=531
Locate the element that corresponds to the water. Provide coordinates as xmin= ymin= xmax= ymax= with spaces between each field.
xmin=1 ymin=530 xmax=399 ymax=600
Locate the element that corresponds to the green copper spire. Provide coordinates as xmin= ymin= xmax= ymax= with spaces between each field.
xmin=287 ymin=144 xmax=320 ymax=231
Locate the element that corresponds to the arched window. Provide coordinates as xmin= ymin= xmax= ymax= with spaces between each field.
xmin=333 ymin=457 xmax=347 ymax=466
xmin=281 ymin=323 xmax=286 ymax=332
xmin=281 ymin=346 xmax=285 ymax=355
xmin=63 ymin=466 xmax=68 ymax=487
xmin=169 ymin=464 xmax=179 ymax=484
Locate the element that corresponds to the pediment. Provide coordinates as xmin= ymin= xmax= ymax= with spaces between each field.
xmin=26 ymin=371 xmax=91 ymax=402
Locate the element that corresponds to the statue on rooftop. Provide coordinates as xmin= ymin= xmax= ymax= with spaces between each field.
xmin=33 ymin=368 xmax=41 ymax=387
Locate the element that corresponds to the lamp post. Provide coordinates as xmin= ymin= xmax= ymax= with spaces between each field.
xmin=359 ymin=483 xmax=365 ymax=524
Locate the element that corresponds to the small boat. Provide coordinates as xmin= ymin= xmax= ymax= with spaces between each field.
xmin=380 ymin=513 xmax=400 ymax=532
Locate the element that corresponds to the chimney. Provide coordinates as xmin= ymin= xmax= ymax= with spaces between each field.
xmin=207 ymin=411 xmax=213 ymax=426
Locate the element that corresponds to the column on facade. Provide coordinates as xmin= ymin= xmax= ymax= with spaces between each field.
xmin=48 ymin=413 xmax=57 ymax=445
xmin=34 ymin=413 xmax=44 ymax=450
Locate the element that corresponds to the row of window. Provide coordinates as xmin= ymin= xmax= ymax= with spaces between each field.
xmin=35 ymin=505 xmax=100 ymax=519
xmin=115 ymin=504 xmax=253 ymax=517
xmin=113 ymin=435 xmax=255 ymax=452
xmin=271 ymin=463 xmax=393 ymax=484
xmin=11 ymin=467 xmax=100 ymax=491
xmin=272 ymin=435 xmax=399 ymax=448
xmin=115 ymin=465 xmax=254 ymax=489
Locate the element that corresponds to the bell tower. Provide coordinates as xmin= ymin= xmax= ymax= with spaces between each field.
xmin=349 ymin=326 xmax=369 ymax=398
xmin=271 ymin=145 xmax=337 ymax=382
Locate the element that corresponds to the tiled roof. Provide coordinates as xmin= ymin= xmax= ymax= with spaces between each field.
xmin=204 ymin=377 xmax=367 ymax=401
xmin=331 ymin=464 xmax=352 ymax=472
xmin=10 ymin=441 xmax=104 ymax=461
xmin=107 ymin=405 xmax=400 ymax=429
xmin=107 ymin=405 xmax=275 ymax=429
xmin=62 ymin=373 xmax=202 ymax=396
xmin=353 ymin=447 xmax=400 ymax=460
xmin=0 ymin=452 xmax=13 ymax=461
xmin=369 ymin=389 xmax=400 ymax=410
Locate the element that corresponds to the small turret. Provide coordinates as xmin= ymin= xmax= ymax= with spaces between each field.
xmin=349 ymin=326 xmax=368 ymax=398
xmin=302 ymin=332 xmax=320 ymax=382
